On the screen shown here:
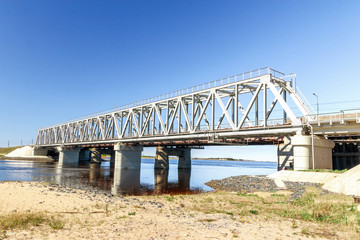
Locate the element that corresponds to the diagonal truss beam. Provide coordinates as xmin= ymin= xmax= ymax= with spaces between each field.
xmin=36 ymin=71 xmax=314 ymax=146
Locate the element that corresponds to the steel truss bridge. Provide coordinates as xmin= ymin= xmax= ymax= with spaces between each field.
xmin=36 ymin=67 xmax=317 ymax=147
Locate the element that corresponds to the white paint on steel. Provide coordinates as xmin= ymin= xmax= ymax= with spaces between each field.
xmin=36 ymin=67 xmax=314 ymax=146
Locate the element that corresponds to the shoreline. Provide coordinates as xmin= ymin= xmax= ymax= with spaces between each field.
xmin=142 ymin=156 xmax=275 ymax=163
xmin=0 ymin=156 xmax=54 ymax=162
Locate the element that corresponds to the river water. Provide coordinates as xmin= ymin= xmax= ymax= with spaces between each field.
xmin=0 ymin=158 xmax=277 ymax=195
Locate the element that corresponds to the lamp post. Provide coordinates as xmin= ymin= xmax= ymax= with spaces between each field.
xmin=313 ymin=93 xmax=319 ymax=119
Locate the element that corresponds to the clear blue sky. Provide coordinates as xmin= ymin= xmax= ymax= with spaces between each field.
xmin=1 ymin=0 xmax=359 ymax=160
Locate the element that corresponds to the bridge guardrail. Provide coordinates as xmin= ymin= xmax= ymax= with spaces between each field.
xmin=304 ymin=108 xmax=360 ymax=125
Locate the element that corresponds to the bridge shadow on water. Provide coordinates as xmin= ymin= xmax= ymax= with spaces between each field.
xmin=29 ymin=160 xmax=199 ymax=196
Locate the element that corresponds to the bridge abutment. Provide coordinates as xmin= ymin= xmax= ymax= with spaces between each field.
xmin=32 ymin=147 xmax=48 ymax=156
xmin=278 ymin=134 xmax=334 ymax=170
xmin=57 ymin=147 xmax=80 ymax=165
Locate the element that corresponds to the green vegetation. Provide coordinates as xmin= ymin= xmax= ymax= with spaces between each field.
xmin=189 ymin=187 xmax=360 ymax=234
xmin=48 ymin=218 xmax=65 ymax=230
xmin=237 ymin=192 xmax=258 ymax=197
xmin=0 ymin=212 xmax=64 ymax=231
xmin=0 ymin=146 xmax=21 ymax=156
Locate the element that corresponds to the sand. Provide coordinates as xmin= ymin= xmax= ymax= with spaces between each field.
xmin=0 ymin=182 xmax=357 ymax=240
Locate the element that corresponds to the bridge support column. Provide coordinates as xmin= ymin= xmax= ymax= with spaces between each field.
xmin=291 ymin=134 xmax=334 ymax=170
xmin=57 ymin=147 xmax=80 ymax=165
xmin=178 ymin=148 xmax=191 ymax=169
xmin=111 ymin=144 xmax=142 ymax=195
xmin=113 ymin=144 xmax=143 ymax=169
xmin=89 ymin=148 xmax=102 ymax=164
xmin=155 ymin=146 xmax=169 ymax=169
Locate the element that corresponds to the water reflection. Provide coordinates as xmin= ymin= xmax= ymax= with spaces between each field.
xmin=27 ymin=161 xmax=196 ymax=196
xmin=112 ymin=168 xmax=141 ymax=196
xmin=153 ymin=168 xmax=192 ymax=194
xmin=154 ymin=169 xmax=169 ymax=194
xmin=89 ymin=163 xmax=101 ymax=184
xmin=178 ymin=169 xmax=191 ymax=190
xmin=0 ymin=159 xmax=277 ymax=195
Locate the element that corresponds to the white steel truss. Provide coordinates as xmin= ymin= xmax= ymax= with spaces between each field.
xmin=36 ymin=68 xmax=314 ymax=146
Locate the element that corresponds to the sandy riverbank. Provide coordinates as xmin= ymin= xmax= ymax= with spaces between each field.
xmin=0 ymin=181 xmax=359 ymax=239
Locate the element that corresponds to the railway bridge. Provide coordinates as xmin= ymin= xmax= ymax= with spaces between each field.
xmin=33 ymin=67 xmax=360 ymax=176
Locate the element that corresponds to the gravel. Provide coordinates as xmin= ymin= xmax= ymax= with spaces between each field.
xmin=205 ymin=175 xmax=322 ymax=200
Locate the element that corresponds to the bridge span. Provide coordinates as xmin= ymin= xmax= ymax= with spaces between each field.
xmin=32 ymin=67 xmax=360 ymax=179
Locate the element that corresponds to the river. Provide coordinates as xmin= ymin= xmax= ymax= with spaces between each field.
xmin=0 ymin=158 xmax=277 ymax=195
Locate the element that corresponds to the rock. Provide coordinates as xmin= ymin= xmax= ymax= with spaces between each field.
xmin=205 ymin=175 xmax=321 ymax=200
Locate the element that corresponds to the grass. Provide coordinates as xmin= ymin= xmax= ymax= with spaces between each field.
xmin=0 ymin=212 xmax=64 ymax=231
xmin=48 ymin=218 xmax=65 ymax=230
xmin=0 ymin=146 xmax=22 ymax=156
xmin=187 ymin=188 xmax=360 ymax=234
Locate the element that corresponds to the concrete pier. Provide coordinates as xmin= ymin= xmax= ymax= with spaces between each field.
xmin=154 ymin=146 xmax=169 ymax=169
xmin=113 ymin=144 xmax=143 ymax=169
xmin=89 ymin=148 xmax=102 ymax=164
xmin=111 ymin=144 xmax=143 ymax=195
xmin=155 ymin=146 xmax=192 ymax=170
xmin=178 ymin=148 xmax=191 ymax=169
xmin=57 ymin=147 xmax=80 ymax=165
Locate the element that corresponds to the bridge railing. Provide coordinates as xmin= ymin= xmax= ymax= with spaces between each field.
xmin=305 ymin=108 xmax=360 ymax=124
xmin=42 ymin=67 xmax=286 ymax=129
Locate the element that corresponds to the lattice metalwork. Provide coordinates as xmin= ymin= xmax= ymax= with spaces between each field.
xmin=36 ymin=68 xmax=314 ymax=146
